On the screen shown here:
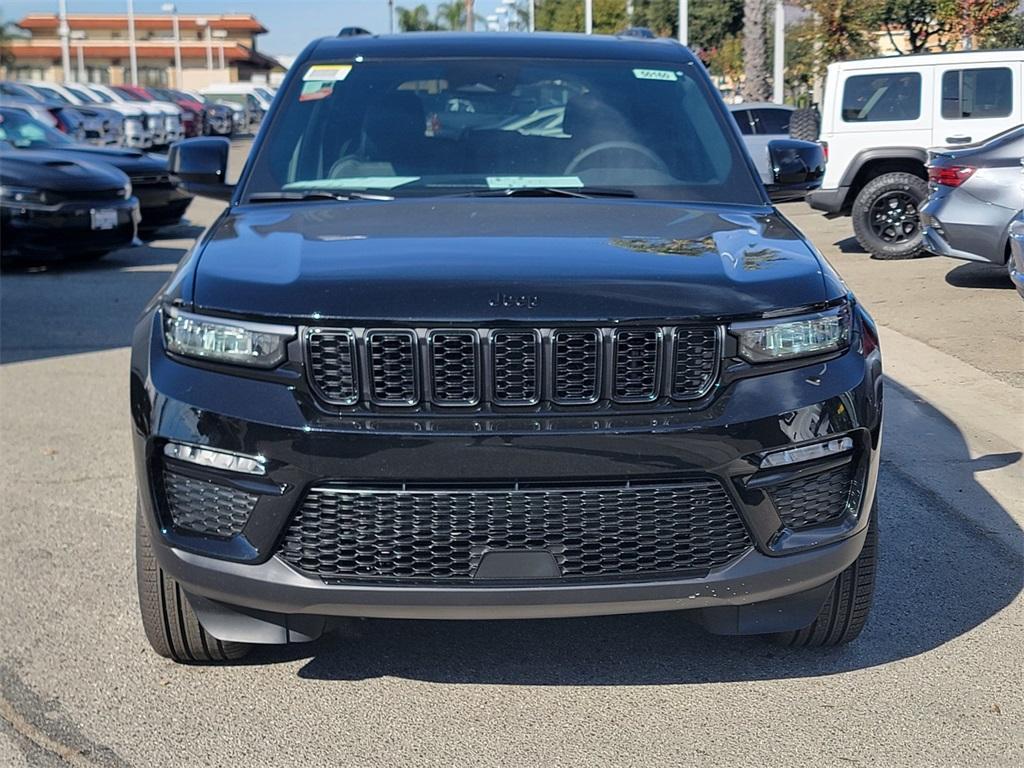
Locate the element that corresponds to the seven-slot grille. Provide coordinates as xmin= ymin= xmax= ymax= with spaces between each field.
xmin=278 ymin=479 xmax=752 ymax=582
xmin=305 ymin=326 xmax=720 ymax=408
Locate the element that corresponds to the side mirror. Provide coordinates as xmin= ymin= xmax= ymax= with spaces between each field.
xmin=167 ymin=137 xmax=233 ymax=201
xmin=766 ymin=139 xmax=826 ymax=203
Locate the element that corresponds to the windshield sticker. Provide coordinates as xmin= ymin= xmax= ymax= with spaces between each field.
xmin=303 ymin=64 xmax=352 ymax=82
xmin=300 ymin=64 xmax=352 ymax=101
xmin=299 ymin=81 xmax=334 ymax=101
xmin=632 ymin=68 xmax=679 ymax=82
xmin=486 ymin=176 xmax=584 ymax=189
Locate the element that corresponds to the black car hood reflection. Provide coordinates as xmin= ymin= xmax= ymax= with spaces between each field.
xmin=194 ymin=198 xmax=835 ymax=322
xmin=0 ymin=148 xmax=130 ymax=193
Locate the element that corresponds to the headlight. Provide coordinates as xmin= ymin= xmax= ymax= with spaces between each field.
xmin=730 ymin=305 xmax=851 ymax=363
xmin=122 ymin=182 xmax=133 ymax=200
xmin=0 ymin=185 xmax=48 ymax=206
xmin=163 ymin=308 xmax=294 ymax=368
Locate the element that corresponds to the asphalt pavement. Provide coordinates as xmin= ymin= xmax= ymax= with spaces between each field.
xmin=1 ymin=143 xmax=1021 ymax=767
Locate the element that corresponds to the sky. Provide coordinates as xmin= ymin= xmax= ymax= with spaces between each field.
xmin=1 ymin=0 xmax=453 ymax=56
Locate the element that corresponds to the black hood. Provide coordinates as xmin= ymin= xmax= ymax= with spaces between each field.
xmin=192 ymin=198 xmax=840 ymax=322
xmin=0 ymin=148 xmax=130 ymax=192
xmin=18 ymin=144 xmax=166 ymax=176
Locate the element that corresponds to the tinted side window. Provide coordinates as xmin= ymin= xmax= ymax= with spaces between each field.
xmin=732 ymin=109 xmax=754 ymax=135
xmin=941 ymin=68 xmax=1013 ymax=119
xmin=754 ymin=108 xmax=791 ymax=134
xmin=842 ymin=73 xmax=921 ymax=122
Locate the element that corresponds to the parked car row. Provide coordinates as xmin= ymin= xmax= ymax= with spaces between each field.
xmin=0 ymin=80 xmax=276 ymax=151
xmin=0 ymin=106 xmax=193 ymax=262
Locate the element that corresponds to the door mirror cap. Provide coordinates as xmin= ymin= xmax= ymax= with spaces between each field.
xmin=168 ymin=137 xmax=234 ymax=201
xmin=766 ymin=138 xmax=826 ymax=203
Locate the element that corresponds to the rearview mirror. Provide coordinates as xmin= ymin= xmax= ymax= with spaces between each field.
xmin=168 ymin=137 xmax=233 ymax=201
xmin=766 ymin=139 xmax=826 ymax=203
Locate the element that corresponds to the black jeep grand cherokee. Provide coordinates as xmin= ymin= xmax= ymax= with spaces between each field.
xmin=132 ymin=33 xmax=881 ymax=662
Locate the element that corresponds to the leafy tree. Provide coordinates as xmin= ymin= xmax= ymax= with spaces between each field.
xmin=978 ymin=9 xmax=1024 ymax=47
xmin=873 ymin=0 xmax=948 ymax=53
xmin=741 ymin=0 xmax=771 ymax=101
xmin=792 ymin=1 xmax=880 ymax=69
xmin=629 ymin=0 xmax=744 ymax=52
xmin=535 ymin=0 xmax=627 ymax=33
xmin=706 ymin=33 xmax=744 ymax=80
xmin=396 ymin=4 xmax=440 ymax=31
xmin=935 ymin=0 xmax=1017 ymax=48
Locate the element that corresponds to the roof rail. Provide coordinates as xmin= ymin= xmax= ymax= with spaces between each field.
xmin=338 ymin=26 xmax=371 ymax=37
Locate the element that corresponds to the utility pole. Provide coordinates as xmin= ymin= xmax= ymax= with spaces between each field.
xmin=163 ymin=3 xmax=182 ymax=88
xmin=58 ymin=0 xmax=71 ymax=80
xmin=585 ymin=0 xmax=592 ymax=34
xmin=772 ymin=0 xmax=785 ymax=103
xmin=678 ymin=0 xmax=687 ymax=45
xmin=126 ymin=0 xmax=139 ymax=85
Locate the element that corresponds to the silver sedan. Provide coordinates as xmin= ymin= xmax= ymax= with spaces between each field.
xmin=922 ymin=126 xmax=1024 ymax=280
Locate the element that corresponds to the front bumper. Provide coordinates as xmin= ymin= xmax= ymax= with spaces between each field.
xmin=132 ymin=307 xmax=882 ymax=639
xmin=2 ymin=197 xmax=139 ymax=257
xmin=807 ymin=186 xmax=849 ymax=215
xmin=133 ymin=181 xmax=193 ymax=230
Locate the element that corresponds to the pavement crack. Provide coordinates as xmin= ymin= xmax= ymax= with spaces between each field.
xmin=0 ymin=661 xmax=129 ymax=768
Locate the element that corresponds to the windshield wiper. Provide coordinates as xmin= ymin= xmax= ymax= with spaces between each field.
xmin=248 ymin=190 xmax=395 ymax=203
xmin=453 ymin=186 xmax=636 ymax=199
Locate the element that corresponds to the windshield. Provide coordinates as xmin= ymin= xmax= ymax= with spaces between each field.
xmin=89 ymin=88 xmax=115 ymax=104
xmin=64 ymin=84 xmax=100 ymax=103
xmin=244 ymin=57 xmax=761 ymax=203
xmin=113 ymin=86 xmax=149 ymax=101
xmin=0 ymin=108 xmax=72 ymax=148
xmin=30 ymin=84 xmax=70 ymax=103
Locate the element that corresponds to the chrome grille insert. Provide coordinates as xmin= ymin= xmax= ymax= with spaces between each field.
xmin=428 ymin=330 xmax=480 ymax=405
xmin=672 ymin=327 xmax=721 ymax=400
xmin=306 ymin=330 xmax=358 ymax=405
xmin=366 ymin=330 xmax=418 ymax=405
xmin=612 ymin=328 xmax=662 ymax=402
xmin=491 ymin=330 xmax=541 ymax=405
xmin=552 ymin=330 xmax=601 ymax=404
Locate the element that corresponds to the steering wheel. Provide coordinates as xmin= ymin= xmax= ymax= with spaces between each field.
xmin=564 ymin=141 xmax=670 ymax=176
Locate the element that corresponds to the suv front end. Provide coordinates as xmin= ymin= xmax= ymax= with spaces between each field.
xmin=132 ymin=33 xmax=881 ymax=662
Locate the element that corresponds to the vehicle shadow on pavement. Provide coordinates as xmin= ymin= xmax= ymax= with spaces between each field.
xmin=944 ymin=261 xmax=1015 ymax=290
xmin=242 ymin=382 xmax=1023 ymax=685
xmin=0 ymin=244 xmax=186 ymax=364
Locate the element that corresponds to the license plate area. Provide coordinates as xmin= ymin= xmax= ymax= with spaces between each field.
xmin=90 ymin=208 xmax=118 ymax=230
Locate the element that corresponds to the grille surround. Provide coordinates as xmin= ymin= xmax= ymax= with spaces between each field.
xmin=278 ymin=479 xmax=752 ymax=583
xmin=304 ymin=325 xmax=721 ymax=410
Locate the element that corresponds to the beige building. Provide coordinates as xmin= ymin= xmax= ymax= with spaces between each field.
xmin=2 ymin=12 xmax=279 ymax=89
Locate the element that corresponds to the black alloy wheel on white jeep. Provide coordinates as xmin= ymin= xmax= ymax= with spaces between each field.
xmin=851 ymin=171 xmax=930 ymax=260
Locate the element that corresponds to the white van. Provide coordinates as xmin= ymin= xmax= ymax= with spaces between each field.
xmin=808 ymin=50 xmax=1023 ymax=259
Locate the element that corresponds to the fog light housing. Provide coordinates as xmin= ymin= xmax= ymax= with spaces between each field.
xmin=760 ymin=437 xmax=853 ymax=469
xmin=163 ymin=442 xmax=266 ymax=476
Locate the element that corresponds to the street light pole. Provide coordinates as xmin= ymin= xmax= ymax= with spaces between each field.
xmin=126 ymin=0 xmax=139 ymax=85
xmin=678 ymin=0 xmax=687 ymax=45
xmin=528 ymin=0 xmax=535 ymax=32
xmin=162 ymin=3 xmax=182 ymax=89
xmin=388 ymin=0 xmax=394 ymax=34
xmin=71 ymin=30 xmax=87 ymax=82
xmin=585 ymin=0 xmax=592 ymax=34
xmin=773 ymin=0 xmax=785 ymax=104
xmin=58 ymin=0 xmax=71 ymax=80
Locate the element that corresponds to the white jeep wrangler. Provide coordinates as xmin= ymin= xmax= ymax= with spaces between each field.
xmin=808 ymin=50 xmax=1023 ymax=259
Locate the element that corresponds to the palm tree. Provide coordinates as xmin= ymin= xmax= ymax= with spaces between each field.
xmin=741 ymin=0 xmax=772 ymax=101
xmin=436 ymin=1 xmax=466 ymax=30
xmin=396 ymin=4 xmax=440 ymax=31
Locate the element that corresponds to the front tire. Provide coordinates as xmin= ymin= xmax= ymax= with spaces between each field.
xmin=852 ymin=172 xmax=929 ymax=260
xmin=135 ymin=501 xmax=251 ymax=662
xmin=769 ymin=510 xmax=878 ymax=647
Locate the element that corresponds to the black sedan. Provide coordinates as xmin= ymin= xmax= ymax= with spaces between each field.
xmin=0 ymin=107 xmax=193 ymax=234
xmin=1 ymin=147 xmax=138 ymax=261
